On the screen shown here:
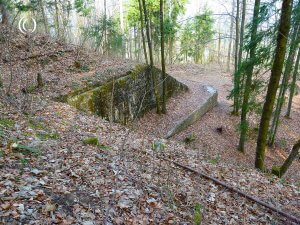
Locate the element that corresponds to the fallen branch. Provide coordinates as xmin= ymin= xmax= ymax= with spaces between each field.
xmin=161 ymin=158 xmax=300 ymax=224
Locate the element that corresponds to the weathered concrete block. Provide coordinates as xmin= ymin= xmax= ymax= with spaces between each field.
xmin=64 ymin=64 xmax=188 ymax=124
xmin=166 ymin=85 xmax=218 ymax=138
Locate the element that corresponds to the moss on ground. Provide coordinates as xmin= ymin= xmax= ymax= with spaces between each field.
xmin=83 ymin=137 xmax=99 ymax=146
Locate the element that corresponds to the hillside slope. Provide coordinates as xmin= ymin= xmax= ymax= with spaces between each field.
xmin=0 ymin=26 xmax=299 ymax=224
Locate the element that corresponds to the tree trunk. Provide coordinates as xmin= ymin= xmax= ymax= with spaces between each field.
xmin=255 ymin=0 xmax=293 ymax=171
xmin=120 ymin=0 xmax=124 ymax=33
xmin=169 ymin=38 xmax=174 ymax=64
xmin=39 ymin=0 xmax=49 ymax=34
xmin=218 ymin=29 xmax=221 ymax=64
xmin=134 ymin=27 xmax=137 ymax=60
xmin=54 ymin=0 xmax=60 ymax=38
xmin=160 ymin=0 xmax=167 ymax=114
xmin=234 ymin=0 xmax=247 ymax=114
xmin=103 ymin=0 xmax=107 ymax=55
xmin=238 ymin=0 xmax=261 ymax=152
xmin=269 ymin=25 xmax=300 ymax=146
xmin=138 ymin=0 xmax=148 ymax=64
xmin=233 ymin=0 xmax=240 ymax=114
xmin=286 ymin=47 xmax=300 ymax=117
xmin=142 ymin=0 xmax=161 ymax=114
xmin=227 ymin=0 xmax=235 ymax=72
xmin=272 ymin=139 xmax=300 ymax=177
xmin=238 ymin=0 xmax=246 ymax=68
xmin=0 ymin=2 xmax=9 ymax=24
xmin=234 ymin=0 xmax=240 ymax=74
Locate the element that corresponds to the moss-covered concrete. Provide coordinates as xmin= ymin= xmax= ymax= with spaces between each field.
xmin=64 ymin=64 xmax=188 ymax=125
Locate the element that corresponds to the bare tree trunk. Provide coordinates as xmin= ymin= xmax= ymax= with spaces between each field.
xmin=272 ymin=139 xmax=300 ymax=177
xmin=54 ymin=0 xmax=60 ymax=38
xmin=238 ymin=0 xmax=246 ymax=68
xmin=169 ymin=38 xmax=174 ymax=64
xmin=160 ymin=0 xmax=167 ymax=114
xmin=120 ymin=0 xmax=124 ymax=33
xmin=218 ymin=30 xmax=221 ymax=64
xmin=134 ymin=27 xmax=137 ymax=60
xmin=255 ymin=0 xmax=293 ymax=171
xmin=233 ymin=0 xmax=240 ymax=114
xmin=269 ymin=25 xmax=300 ymax=146
xmin=138 ymin=0 xmax=148 ymax=64
xmin=286 ymin=47 xmax=300 ymax=117
xmin=38 ymin=0 xmax=49 ymax=34
xmin=238 ymin=0 xmax=261 ymax=152
xmin=227 ymin=0 xmax=235 ymax=72
xmin=142 ymin=0 xmax=161 ymax=114
xmin=234 ymin=0 xmax=240 ymax=73
xmin=103 ymin=0 xmax=107 ymax=55
xmin=0 ymin=2 xmax=9 ymax=24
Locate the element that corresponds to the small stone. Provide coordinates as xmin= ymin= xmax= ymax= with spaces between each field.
xmin=207 ymin=193 xmax=215 ymax=202
xmin=17 ymin=204 xmax=25 ymax=213
xmin=144 ymin=208 xmax=150 ymax=214
xmin=82 ymin=221 xmax=94 ymax=225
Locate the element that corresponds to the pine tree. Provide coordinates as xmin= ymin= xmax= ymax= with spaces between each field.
xmin=238 ymin=0 xmax=261 ymax=153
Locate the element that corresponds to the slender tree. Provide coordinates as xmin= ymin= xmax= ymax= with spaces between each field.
xmin=103 ymin=0 xmax=107 ymax=54
xmin=234 ymin=0 xmax=240 ymax=74
xmin=39 ymin=0 xmax=49 ymax=34
xmin=255 ymin=0 xmax=293 ymax=171
xmin=238 ymin=0 xmax=261 ymax=152
xmin=138 ymin=0 xmax=148 ymax=64
xmin=238 ymin=0 xmax=246 ymax=68
xmin=272 ymin=139 xmax=300 ymax=177
xmin=286 ymin=47 xmax=300 ymax=117
xmin=233 ymin=0 xmax=247 ymax=114
xmin=160 ymin=0 xmax=167 ymax=113
xmin=0 ymin=1 xmax=9 ymax=24
xmin=142 ymin=0 xmax=161 ymax=114
xmin=120 ymin=0 xmax=124 ymax=32
xmin=268 ymin=25 xmax=300 ymax=146
xmin=227 ymin=0 xmax=235 ymax=72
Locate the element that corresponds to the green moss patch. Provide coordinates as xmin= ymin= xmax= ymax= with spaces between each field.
xmin=36 ymin=132 xmax=60 ymax=141
xmin=83 ymin=137 xmax=99 ymax=146
xmin=0 ymin=118 xmax=14 ymax=128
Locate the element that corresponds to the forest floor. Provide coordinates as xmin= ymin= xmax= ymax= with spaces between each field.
xmin=0 ymin=26 xmax=299 ymax=224
xmin=135 ymin=63 xmax=300 ymax=184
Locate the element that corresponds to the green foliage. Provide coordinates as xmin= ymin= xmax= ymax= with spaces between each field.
xmin=126 ymin=0 xmax=187 ymax=47
xmin=36 ymin=132 xmax=60 ymax=141
xmin=28 ymin=119 xmax=45 ymax=130
xmin=180 ymin=9 xmax=214 ymax=63
xmin=193 ymin=203 xmax=203 ymax=225
xmin=209 ymin=156 xmax=221 ymax=165
xmin=82 ymin=15 xmax=124 ymax=55
xmin=74 ymin=0 xmax=93 ymax=17
xmin=271 ymin=166 xmax=281 ymax=177
xmin=0 ymin=118 xmax=14 ymax=128
xmin=83 ymin=136 xmax=99 ymax=146
xmin=184 ymin=133 xmax=196 ymax=144
xmin=152 ymin=140 xmax=165 ymax=151
xmin=12 ymin=143 xmax=40 ymax=156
